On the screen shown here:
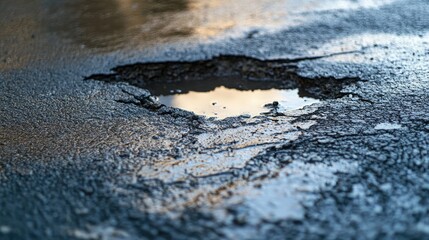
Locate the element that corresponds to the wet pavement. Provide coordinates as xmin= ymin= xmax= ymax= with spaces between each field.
xmin=2 ymin=0 xmax=429 ymax=239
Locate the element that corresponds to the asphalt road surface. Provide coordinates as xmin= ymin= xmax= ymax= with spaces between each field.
xmin=1 ymin=0 xmax=429 ymax=239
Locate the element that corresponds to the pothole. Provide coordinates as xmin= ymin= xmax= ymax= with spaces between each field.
xmin=88 ymin=55 xmax=359 ymax=118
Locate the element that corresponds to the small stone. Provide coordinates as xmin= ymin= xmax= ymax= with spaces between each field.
xmin=317 ymin=138 xmax=333 ymax=144
xmin=0 ymin=226 xmax=11 ymax=234
xmin=380 ymin=183 xmax=392 ymax=192
xmin=75 ymin=208 xmax=90 ymax=215
xmin=416 ymin=223 xmax=429 ymax=234
xmin=374 ymin=205 xmax=383 ymax=213
xmin=374 ymin=123 xmax=402 ymax=130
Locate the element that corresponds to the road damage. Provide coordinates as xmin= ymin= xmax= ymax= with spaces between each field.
xmin=2 ymin=0 xmax=429 ymax=239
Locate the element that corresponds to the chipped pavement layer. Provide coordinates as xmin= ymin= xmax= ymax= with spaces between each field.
xmin=2 ymin=0 xmax=429 ymax=239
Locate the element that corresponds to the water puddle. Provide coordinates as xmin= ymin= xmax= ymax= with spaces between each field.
xmin=1 ymin=0 xmax=395 ymax=70
xmin=89 ymin=55 xmax=359 ymax=118
xmin=157 ymin=86 xmax=318 ymax=119
xmin=1 ymin=0 xmax=395 ymax=52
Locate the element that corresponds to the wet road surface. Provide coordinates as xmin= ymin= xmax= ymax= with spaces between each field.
xmin=2 ymin=0 xmax=429 ymax=239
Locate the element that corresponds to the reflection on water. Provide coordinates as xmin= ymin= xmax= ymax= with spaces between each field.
xmin=0 ymin=0 xmax=395 ymax=69
xmin=43 ymin=0 xmax=395 ymax=51
xmin=158 ymin=86 xmax=319 ymax=119
xmin=47 ymin=0 xmax=191 ymax=50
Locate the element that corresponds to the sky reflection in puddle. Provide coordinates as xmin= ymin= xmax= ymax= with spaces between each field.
xmin=157 ymin=86 xmax=319 ymax=119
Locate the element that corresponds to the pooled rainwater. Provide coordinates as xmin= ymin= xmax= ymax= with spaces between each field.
xmin=156 ymin=86 xmax=319 ymax=119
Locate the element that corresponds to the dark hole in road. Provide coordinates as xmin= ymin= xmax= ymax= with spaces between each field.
xmin=87 ymin=55 xmax=358 ymax=118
